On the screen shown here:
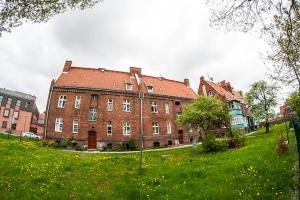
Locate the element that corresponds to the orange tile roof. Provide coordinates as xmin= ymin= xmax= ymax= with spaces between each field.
xmin=54 ymin=66 xmax=197 ymax=99
xmin=205 ymin=80 xmax=245 ymax=103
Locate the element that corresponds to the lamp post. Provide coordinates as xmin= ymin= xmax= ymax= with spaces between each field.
xmin=139 ymin=92 xmax=144 ymax=175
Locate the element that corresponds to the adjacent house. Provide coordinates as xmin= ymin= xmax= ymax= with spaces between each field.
xmin=45 ymin=61 xmax=199 ymax=149
xmin=198 ymin=76 xmax=250 ymax=130
xmin=0 ymin=88 xmax=39 ymax=135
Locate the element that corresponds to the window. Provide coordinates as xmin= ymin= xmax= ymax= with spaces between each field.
xmin=188 ymin=124 xmax=193 ymax=133
xmin=123 ymin=99 xmax=130 ymax=112
xmin=175 ymin=101 xmax=181 ymax=106
xmin=88 ymin=108 xmax=97 ymax=121
xmin=73 ymin=119 xmax=78 ymax=133
xmin=147 ymin=86 xmax=153 ymax=93
xmin=75 ymin=96 xmax=81 ymax=109
xmin=11 ymin=123 xmax=16 ymax=130
xmin=7 ymin=97 xmax=12 ymax=105
xmin=57 ymin=95 xmax=66 ymax=108
xmin=0 ymin=96 xmax=3 ymax=104
xmin=16 ymin=100 xmax=21 ymax=107
xmin=107 ymin=99 xmax=113 ymax=111
xmin=208 ymin=90 xmax=213 ymax=96
xmin=151 ymin=102 xmax=158 ymax=113
xmin=167 ymin=122 xmax=171 ymax=134
xmin=123 ymin=122 xmax=131 ymax=135
xmin=55 ymin=118 xmax=63 ymax=132
xmin=125 ymin=83 xmax=132 ymax=91
xmin=13 ymin=111 xmax=19 ymax=119
xmin=25 ymin=101 xmax=30 ymax=108
xmin=152 ymin=122 xmax=159 ymax=134
xmin=2 ymin=121 xmax=7 ymax=128
xmin=3 ymin=109 xmax=10 ymax=117
xmin=165 ymin=103 xmax=169 ymax=114
xmin=91 ymin=94 xmax=99 ymax=101
xmin=107 ymin=121 xmax=112 ymax=135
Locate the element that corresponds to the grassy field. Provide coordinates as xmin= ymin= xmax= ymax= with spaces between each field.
xmin=0 ymin=124 xmax=298 ymax=200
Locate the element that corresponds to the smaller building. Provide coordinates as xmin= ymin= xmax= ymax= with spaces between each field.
xmin=198 ymin=76 xmax=250 ymax=130
xmin=0 ymin=88 xmax=39 ymax=135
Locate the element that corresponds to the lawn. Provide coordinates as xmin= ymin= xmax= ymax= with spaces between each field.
xmin=0 ymin=123 xmax=298 ymax=200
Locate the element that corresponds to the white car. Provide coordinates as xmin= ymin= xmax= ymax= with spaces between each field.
xmin=22 ymin=132 xmax=41 ymax=139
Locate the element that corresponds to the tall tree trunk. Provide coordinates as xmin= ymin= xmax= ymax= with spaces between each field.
xmin=266 ymin=118 xmax=269 ymax=133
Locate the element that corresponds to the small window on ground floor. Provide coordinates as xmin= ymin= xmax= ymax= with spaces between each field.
xmin=168 ymin=140 xmax=172 ymax=146
xmin=2 ymin=121 xmax=7 ymax=128
xmin=107 ymin=143 xmax=112 ymax=149
xmin=153 ymin=141 xmax=160 ymax=148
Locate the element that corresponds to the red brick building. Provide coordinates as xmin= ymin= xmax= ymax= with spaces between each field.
xmin=45 ymin=61 xmax=198 ymax=149
xmin=0 ymin=88 xmax=39 ymax=135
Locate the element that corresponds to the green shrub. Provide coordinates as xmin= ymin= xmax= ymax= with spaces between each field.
xmin=121 ymin=139 xmax=136 ymax=151
xmin=74 ymin=144 xmax=84 ymax=151
xmin=228 ymin=129 xmax=246 ymax=148
xmin=202 ymin=133 xmax=228 ymax=152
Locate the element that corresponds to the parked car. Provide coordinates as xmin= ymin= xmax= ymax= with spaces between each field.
xmin=22 ymin=132 xmax=41 ymax=139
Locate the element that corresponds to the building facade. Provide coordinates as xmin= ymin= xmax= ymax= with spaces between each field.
xmin=0 ymin=88 xmax=39 ymax=135
xmin=45 ymin=61 xmax=198 ymax=149
xmin=198 ymin=76 xmax=250 ymax=130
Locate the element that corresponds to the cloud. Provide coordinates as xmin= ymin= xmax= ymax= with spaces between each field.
xmin=0 ymin=0 xmax=283 ymax=111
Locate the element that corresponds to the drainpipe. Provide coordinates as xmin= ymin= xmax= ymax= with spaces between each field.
xmin=44 ymin=80 xmax=55 ymax=140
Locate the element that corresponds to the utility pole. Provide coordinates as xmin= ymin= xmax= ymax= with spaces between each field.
xmin=139 ymin=92 xmax=144 ymax=175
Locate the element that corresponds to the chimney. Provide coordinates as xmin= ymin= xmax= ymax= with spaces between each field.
xmin=200 ymin=76 xmax=205 ymax=81
xmin=219 ymin=80 xmax=232 ymax=93
xmin=130 ymin=67 xmax=142 ymax=77
xmin=63 ymin=60 xmax=72 ymax=72
xmin=184 ymin=78 xmax=190 ymax=87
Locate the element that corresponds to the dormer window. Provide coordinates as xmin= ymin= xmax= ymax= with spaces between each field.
xmin=208 ymin=90 xmax=213 ymax=96
xmin=147 ymin=86 xmax=153 ymax=93
xmin=126 ymin=83 xmax=132 ymax=91
xmin=91 ymin=94 xmax=99 ymax=101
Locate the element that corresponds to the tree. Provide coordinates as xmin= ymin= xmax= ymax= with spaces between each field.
xmin=208 ymin=0 xmax=300 ymax=93
xmin=288 ymin=92 xmax=300 ymax=118
xmin=246 ymin=80 xmax=278 ymax=133
xmin=177 ymin=96 xmax=231 ymax=135
xmin=0 ymin=0 xmax=102 ymax=36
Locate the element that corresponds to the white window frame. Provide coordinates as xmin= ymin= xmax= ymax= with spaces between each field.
xmin=151 ymin=102 xmax=158 ymax=113
xmin=125 ymin=83 xmax=133 ymax=91
xmin=152 ymin=122 xmax=159 ymax=134
xmin=13 ymin=111 xmax=19 ymax=119
xmin=58 ymin=95 xmax=66 ymax=108
xmin=167 ymin=122 xmax=171 ymax=134
xmin=55 ymin=118 xmax=63 ymax=132
xmin=107 ymin=121 xmax=112 ymax=135
xmin=147 ymin=86 xmax=153 ymax=93
xmin=16 ymin=100 xmax=21 ymax=107
xmin=73 ymin=119 xmax=78 ymax=133
xmin=123 ymin=99 xmax=130 ymax=112
xmin=107 ymin=98 xmax=113 ymax=111
xmin=75 ymin=96 xmax=81 ymax=109
xmin=88 ymin=108 xmax=97 ymax=121
xmin=3 ymin=109 xmax=10 ymax=117
xmin=165 ymin=103 xmax=169 ymax=114
xmin=123 ymin=122 xmax=131 ymax=135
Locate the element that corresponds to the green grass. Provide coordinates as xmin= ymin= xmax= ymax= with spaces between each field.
xmin=0 ymin=124 xmax=298 ymax=200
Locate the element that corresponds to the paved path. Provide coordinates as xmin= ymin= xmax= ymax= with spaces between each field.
xmin=62 ymin=130 xmax=258 ymax=154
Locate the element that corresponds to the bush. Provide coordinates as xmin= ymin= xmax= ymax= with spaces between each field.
xmin=74 ymin=144 xmax=84 ymax=151
xmin=276 ymin=135 xmax=289 ymax=154
xmin=228 ymin=129 xmax=246 ymax=148
xmin=121 ymin=139 xmax=136 ymax=151
xmin=202 ymin=133 xmax=228 ymax=152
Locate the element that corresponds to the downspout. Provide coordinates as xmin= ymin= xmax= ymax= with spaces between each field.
xmin=44 ymin=80 xmax=55 ymax=139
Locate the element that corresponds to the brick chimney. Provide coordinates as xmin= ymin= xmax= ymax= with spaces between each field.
xmin=130 ymin=67 xmax=142 ymax=77
xmin=63 ymin=60 xmax=72 ymax=72
xmin=184 ymin=78 xmax=190 ymax=87
xmin=219 ymin=80 xmax=232 ymax=93
xmin=200 ymin=76 xmax=205 ymax=81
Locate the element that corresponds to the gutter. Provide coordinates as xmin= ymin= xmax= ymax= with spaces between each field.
xmin=44 ymin=80 xmax=55 ymax=139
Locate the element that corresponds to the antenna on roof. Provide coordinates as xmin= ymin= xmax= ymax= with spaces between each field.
xmin=206 ymin=73 xmax=213 ymax=82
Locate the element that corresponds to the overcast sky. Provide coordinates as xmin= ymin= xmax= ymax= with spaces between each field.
xmin=0 ymin=0 xmax=291 ymax=112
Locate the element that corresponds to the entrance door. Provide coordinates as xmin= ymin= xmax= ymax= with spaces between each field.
xmin=88 ymin=131 xmax=97 ymax=149
xmin=178 ymin=130 xmax=184 ymax=144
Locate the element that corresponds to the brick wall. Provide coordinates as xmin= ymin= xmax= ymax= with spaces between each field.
xmin=46 ymin=88 xmax=199 ymax=148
